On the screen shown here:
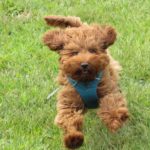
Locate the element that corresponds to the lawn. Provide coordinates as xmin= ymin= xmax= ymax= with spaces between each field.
xmin=0 ymin=0 xmax=150 ymax=149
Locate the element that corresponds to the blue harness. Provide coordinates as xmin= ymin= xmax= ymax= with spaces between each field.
xmin=68 ymin=72 xmax=103 ymax=109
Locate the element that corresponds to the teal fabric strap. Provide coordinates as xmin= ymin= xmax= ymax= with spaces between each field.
xmin=68 ymin=72 xmax=103 ymax=109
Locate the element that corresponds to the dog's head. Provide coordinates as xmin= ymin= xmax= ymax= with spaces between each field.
xmin=43 ymin=16 xmax=117 ymax=81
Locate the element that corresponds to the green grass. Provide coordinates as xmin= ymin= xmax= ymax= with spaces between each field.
xmin=0 ymin=0 xmax=150 ymax=149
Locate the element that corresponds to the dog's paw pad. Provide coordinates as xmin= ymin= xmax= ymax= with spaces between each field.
xmin=64 ymin=132 xmax=84 ymax=149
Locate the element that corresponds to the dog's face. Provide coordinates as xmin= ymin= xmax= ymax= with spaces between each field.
xmin=43 ymin=16 xmax=116 ymax=81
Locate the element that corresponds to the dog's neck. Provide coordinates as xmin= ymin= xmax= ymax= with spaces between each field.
xmin=67 ymin=72 xmax=103 ymax=109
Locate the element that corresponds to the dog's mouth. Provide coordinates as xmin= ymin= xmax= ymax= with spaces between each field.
xmin=75 ymin=68 xmax=89 ymax=75
xmin=73 ymin=67 xmax=97 ymax=81
xmin=82 ymin=69 xmax=89 ymax=74
xmin=64 ymin=60 xmax=103 ymax=81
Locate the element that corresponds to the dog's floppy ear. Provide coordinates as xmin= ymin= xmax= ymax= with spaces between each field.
xmin=101 ymin=26 xmax=117 ymax=49
xmin=43 ymin=30 xmax=65 ymax=51
xmin=44 ymin=15 xmax=82 ymax=28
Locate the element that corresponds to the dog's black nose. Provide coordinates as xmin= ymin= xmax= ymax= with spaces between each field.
xmin=81 ymin=62 xmax=89 ymax=69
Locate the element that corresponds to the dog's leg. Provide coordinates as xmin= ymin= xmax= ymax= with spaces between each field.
xmin=97 ymin=93 xmax=129 ymax=132
xmin=55 ymin=99 xmax=85 ymax=149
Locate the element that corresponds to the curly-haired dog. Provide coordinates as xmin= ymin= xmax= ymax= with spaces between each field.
xmin=43 ymin=16 xmax=129 ymax=149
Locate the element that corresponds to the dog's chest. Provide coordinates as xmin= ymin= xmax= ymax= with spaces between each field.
xmin=68 ymin=72 xmax=103 ymax=109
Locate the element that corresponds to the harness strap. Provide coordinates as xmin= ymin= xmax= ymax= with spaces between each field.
xmin=68 ymin=72 xmax=103 ymax=109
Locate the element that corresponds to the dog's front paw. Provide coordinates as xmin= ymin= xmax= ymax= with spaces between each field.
xmin=109 ymin=107 xmax=129 ymax=132
xmin=64 ymin=131 xmax=84 ymax=149
xmin=101 ymin=107 xmax=129 ymax=132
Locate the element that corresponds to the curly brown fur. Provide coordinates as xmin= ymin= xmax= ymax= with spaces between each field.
xmin=43 ymin=15 xmax=129 ymax=149
xmin=44 ymin=15 xmax=82 ymax=28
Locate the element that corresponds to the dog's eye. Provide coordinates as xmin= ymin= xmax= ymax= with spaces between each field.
xmin=70 ymin=51 xmax=79 ymax=56
xmin=89 ymin=48 xmax=97 ymax=54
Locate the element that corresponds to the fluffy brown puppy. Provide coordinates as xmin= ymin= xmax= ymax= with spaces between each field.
xmin=43 ymin=16 xmax=129 ymax=149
